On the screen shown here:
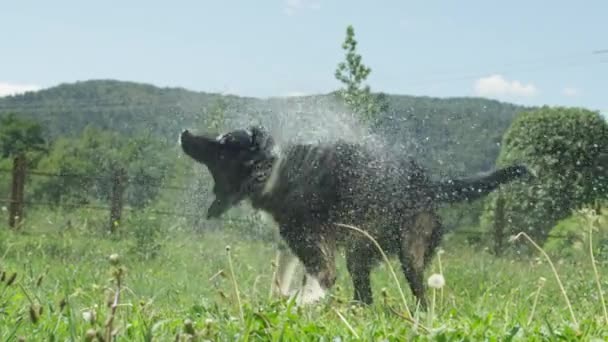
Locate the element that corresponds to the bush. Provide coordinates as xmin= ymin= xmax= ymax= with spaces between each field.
xmin=544 ymin=205 xmax=608 ymax=262
xmin=125 ymin=209 xmax=164 ymax=261
xmin=482 ymin=106 xmax=608 ymax=252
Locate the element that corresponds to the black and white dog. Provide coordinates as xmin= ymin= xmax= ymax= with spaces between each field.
xmin=179 ymin=126 xmax=530 ymax=307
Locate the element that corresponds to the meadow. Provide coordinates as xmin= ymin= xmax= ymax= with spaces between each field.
xmin=1 ymin=206 xmax=607 ymax=341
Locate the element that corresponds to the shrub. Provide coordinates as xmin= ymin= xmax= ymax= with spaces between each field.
xmin=482 ymin=106 xmax=608 ymax=252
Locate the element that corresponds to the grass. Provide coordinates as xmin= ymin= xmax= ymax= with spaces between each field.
xmin=1 ymin=208 xmax=608 ymax=341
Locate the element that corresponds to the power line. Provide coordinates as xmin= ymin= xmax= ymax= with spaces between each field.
xmin=0 ymin=168 xmax=195 ymax=192
xmin=371 ymin=48 xmax=608 ymax=90
xmin=0 ymin=196 xmax=576 ymax=240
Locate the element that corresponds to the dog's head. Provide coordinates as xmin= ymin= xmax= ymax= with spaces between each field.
xmin=179 ymin=126 xmax=275 ymax=219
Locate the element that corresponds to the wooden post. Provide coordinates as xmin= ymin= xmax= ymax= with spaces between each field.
xmin=109 ymin=168 xmax=127 ymax=234
xmin=493 ymin=194 xmax=505 ymax=256
xmin=8 ymin=154 xmax=26 ymax=229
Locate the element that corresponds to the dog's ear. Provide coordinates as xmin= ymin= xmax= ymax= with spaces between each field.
xmin=249 ymin=125 xmax=274 ymax=153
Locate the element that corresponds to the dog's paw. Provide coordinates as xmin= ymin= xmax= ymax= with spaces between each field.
xmin=290 ymin=275 xmax=327 ymax=306
xmin=270 ymin=285 xmax=293 ymax=299
xmin=289 ymin=288 xmax=326 ymax=306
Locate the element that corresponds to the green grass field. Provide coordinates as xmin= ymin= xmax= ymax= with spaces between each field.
xmin=1 ymin=208 xmax=607 ymax=341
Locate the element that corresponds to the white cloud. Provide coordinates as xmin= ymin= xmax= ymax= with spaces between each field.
xmin=0 ymin=82 xmax=41 ymax=97
xmin=473 ymin=74 xmax=538 ymax=98
xmin=284 ymin=0 xmax=321 ymax=16
xmin=562 ymin=87 xmax=580 ymax=97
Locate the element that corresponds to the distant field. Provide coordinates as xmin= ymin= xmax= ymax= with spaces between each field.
xmin=0 ymin=208 xmax=607 ymax=341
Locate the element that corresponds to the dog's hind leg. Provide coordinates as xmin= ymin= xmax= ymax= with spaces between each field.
xmin=399 ymin=212 xmax=441 ymax=311
xmin=400 ymin=250 xmax=427 ymax=310
xmin=345 ymin=242 xmax=375 ymax=305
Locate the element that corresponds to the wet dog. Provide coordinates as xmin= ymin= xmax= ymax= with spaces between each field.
xmin=179 ymin=126 xmax=530 ymax=307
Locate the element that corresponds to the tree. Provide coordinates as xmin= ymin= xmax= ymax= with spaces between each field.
xmin=31 ymin=126 xmax=175 ymax=209
xmin=334 ymin=25 xmax=387 ymax=127
xmin=0 ymin=113 xmax=46 ymax=158
xmin=482 ymin=106 xmax=608 ymax=252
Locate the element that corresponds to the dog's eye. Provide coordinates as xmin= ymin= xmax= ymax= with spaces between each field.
xmin=216 ymin=133 xmax=228 ymax=144
xmin=220 ymin=130 xmax=253 ymax=147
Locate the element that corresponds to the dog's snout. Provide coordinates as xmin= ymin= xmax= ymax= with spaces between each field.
xmin=179 ymin=129 xmax=191 ymax=145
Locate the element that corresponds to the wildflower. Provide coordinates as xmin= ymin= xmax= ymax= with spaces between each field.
xmin=5 ymin=272 xmax=17 ymax=286
xmin=108 ymin=253 xmax=120 ymax=266
xmin=427 ymin=273 xmax=445 ymax=289
xmin=82 ymin=310 xmax=95 ymax=323
xmin=36 ymin=274 xmax=44 ymax=287
xmin=184 ymin=318 xmax=195 ymax=334
xmin=59 ymin=297 xmax=67 ymax=312
xmin=29 ymin=305 xmax=40 ymax=324
xmin=84 ymin=329 xmax=97 ymax=342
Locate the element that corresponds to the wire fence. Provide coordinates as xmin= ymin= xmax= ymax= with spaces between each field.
xmin=0 ymin=164 xmax=579 ymax=241
xmin=0 ymin=163 xmax=261 ymax=230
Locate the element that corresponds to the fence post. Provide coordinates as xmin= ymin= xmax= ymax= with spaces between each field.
xmin=493 ymin=193 xmax=505 ymax=256
xmin=8 ymin=154 xmax=26 ymax=229
xmin=109 ymin=167 xmax=127 ymax=234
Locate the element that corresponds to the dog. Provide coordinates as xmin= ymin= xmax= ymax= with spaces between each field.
xmin=179 ymin=125 xmax=530 ymax=307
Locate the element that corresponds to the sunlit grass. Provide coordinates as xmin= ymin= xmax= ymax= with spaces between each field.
xmin=1 ymin=208 xmax=607 ymax=340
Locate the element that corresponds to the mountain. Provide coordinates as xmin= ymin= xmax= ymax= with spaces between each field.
xmin=0 ymin=79 xmax=531 ymax=177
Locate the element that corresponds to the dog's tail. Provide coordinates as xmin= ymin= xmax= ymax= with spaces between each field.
xmin=431 ymin=165 xmax=531 ymax=204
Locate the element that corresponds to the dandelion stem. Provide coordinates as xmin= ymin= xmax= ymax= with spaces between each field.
xmin=513 ymin=232 xmax=578 ymax=327
xmin=428 ymin=289 xmax=436 ymax=328
xmin=437 ymin=251 xmax=444 ymax=309
xmin=105 ymin=268 xmax=122 ymax=342
xmin=527 ymin=278 xmax=545 ymax=326
xmin=333 ymin=308 xmax=360 ymax=339
xmin=268 ymin=251 xmax=280 ymax=301
xmin=588 ymin=218 xmax=608 ymax=325
xmin=226 ymin=246 xmax=245 ymax=322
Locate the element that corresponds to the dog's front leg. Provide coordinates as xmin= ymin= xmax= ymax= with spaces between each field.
xmin=271 ymin=248 xmax=300 ymax=298
xmin=280 ymin=227 xmax=337 ymax=305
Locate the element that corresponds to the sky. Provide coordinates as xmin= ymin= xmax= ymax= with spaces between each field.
xmin=1 ymin=0 xmax=607 ymax=114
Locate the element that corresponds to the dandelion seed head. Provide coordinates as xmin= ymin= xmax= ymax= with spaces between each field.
xmin=427 ymin=273 xmax=445 ymax=289
xmin=108 ymin=253 xmax=120 ymax=266
xmin=82 ymin=310 xmax=94 ymax=322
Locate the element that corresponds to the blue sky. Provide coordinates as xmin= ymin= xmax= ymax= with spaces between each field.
xmin=1 ymin=0 xmax=607 ymax=114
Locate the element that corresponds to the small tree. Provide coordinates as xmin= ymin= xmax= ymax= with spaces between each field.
xmin=483 ymin=106 xmax=608 ymax=251
xmin=0 ymin=113 xmax=46 ymax=158
xmin=334 ymin=25 xmax=387 ymax=127
xmin=206 ymin=97 xmax=228 ymax=132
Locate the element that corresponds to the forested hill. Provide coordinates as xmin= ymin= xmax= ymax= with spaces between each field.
xmin=0 ymin=79 xmax=531 ymax=177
